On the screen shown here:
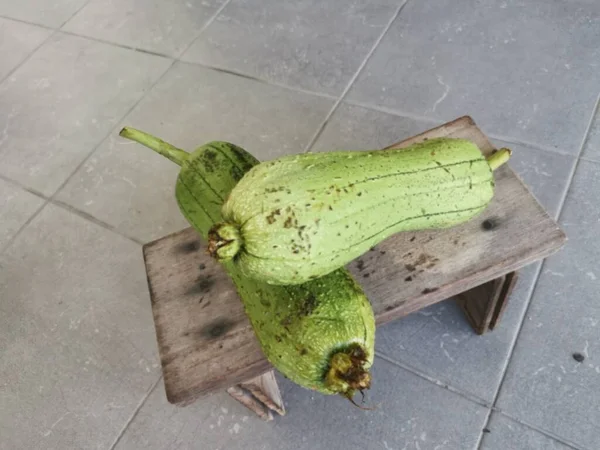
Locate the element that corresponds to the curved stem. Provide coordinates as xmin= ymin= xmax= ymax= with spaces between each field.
xmin=486 ymin=148 xmax=512 ymax=171
xmin=119 ymin=127 xmax=189 ymax=167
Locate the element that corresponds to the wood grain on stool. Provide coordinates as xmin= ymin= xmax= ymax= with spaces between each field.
xmin=456 ymin=271 xmax=519 ymax=334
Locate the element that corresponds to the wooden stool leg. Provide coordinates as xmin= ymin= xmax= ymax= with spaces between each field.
xmin=226 ymin=370 xmax=285 ymax=421
xmin=456 ymin=271 xmax=518 ymax=335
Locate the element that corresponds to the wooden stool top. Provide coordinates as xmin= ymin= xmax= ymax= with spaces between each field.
xmin=143 ymin=116 xmax=566 ymax=406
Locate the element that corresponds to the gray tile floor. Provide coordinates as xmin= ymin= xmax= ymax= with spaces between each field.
xmin=0 ymin=1 xmax=598 ymax=449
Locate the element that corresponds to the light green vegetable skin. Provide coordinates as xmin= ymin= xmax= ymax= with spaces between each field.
xmin=119 ymin=127 xmax=375 ymax=403
xmin=208 ymin=139 xmax=511 ymax=285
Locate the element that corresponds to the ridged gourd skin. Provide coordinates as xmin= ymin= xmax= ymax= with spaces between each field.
xmin=119 ymin=127 xmax=375 ymax=399
xmin=209 ymin=138 xmax=510 ymax=285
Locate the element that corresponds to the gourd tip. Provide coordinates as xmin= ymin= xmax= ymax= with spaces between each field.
xmin=208 ymin=222 xmax=243 ymax=261
xmin=486 ymin=147 xmax=512 ymax=171
xmin=324 ymin=344 xmax=373 ymax=405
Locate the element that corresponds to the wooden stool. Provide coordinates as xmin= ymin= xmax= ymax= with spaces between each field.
xmin=142 ymin=116 xmax=566 ymax=421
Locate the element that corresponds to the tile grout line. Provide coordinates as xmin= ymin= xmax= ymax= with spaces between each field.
xmin=0 ymin=173 xmax=48 ymax=200
xmin=549 ymin=92 xmax=599 ymax=219
xmin=343 ymin=98 xmax=442 ymax=126
xmin=0 ymin=175 xmax=50 ymax=255
xmin=377 ymin=351 xmax=587 ymax=450
xmin=0 ymin=174 xmax=145 ymax=250
xmin=0 ymin=14 xmax=56 ymax=30
xmin=472 ymin=262 xmax=544 ymax=450
xmin=1 ymin=0 xmax=233 ymax=256
xmin=375 ymin=352 xmax=491 ymax=408
xmin=476 ymin=92 xmax=600 ymax=450
xmin=58 ymin=29 xmax=174 ymax=59
xmin=495 ymin=410 xmax=587 ymax=450
xmin=302 ymin=0 xmax=410 ymax=153
xmin=0 ymin=201 xmax=49 ymax=255
xmin=3 ymin=3 xmax=230 ymax=442
xmin=3 ymin=12 xmax=579 ymax=160
xmin=0 ymin=11 xmax=584 ymax=161
xmin=486 ymin=133 xmax=575 ymax=159
xmin=108 ymin=375 xmax=163 ymax=450
xmin=46 ymin=64 xmax=175 ymax=203
xmin=45 ymin=0 xmax=235 ymax=230
xmin=0 ymin=29 xmax=58 ymax=86
xmin=92 ymin=23 xmax=228 ymax=446
xmin=47 ymin=0 xmax=234 ymax=200
xmin=35 ymin=28 xmax=340 ymax=103
xmin=0 ymin=61 xmax=176 ymax=256
xmin=51 ymin=200 xmax=145 ymax=245
xmin=57 ymin=0 xmax=95 ymax=28
xmin=24 ymin=25 xmax=340 ymax=104
xmin=179 ymin=60 xmax=338 ymax=101
xmin=343 ymin=99 xmax=578 ymax=159
xmin=173 ymin=0 xmax=234 ymax=60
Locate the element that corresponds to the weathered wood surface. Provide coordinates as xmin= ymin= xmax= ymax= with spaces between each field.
xmin=143 ymin=116 xmax=566 ymax=405
xmin=226 ymin=370 xmax=285 ymax=421
xmin=239 ymin=370 xmax=285 ymax=416
xmin=457 ymin=271 xmax=519 ymax=334
xmin=226 ymin=386 xmax=273 ymax=421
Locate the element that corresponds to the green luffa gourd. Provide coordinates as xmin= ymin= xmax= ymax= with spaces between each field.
xmin=119 ymin=127 xmax=375 ymax=402
xmin=208 ymin=138 xmax=511 ymax=285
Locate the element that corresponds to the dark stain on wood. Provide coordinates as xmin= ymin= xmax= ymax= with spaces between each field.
xmin=482 ymin=217 xmax=499 ymax=231
xmin=201 ymin=318 xmax=236 ymax=339
xmin=177 ymin=240 xmax=200 ymax=253
xmin=422 ymin=287 xmax=439 ymax=294
xmin=384 ymin=300 xmax=406 ymax=312
xmin=146 ymin=271 xmax=158 ymax=304
xmin=185 ymin=275 xmax=215 ymax=296
xmin=415 ymin=253 xmax=428 ymax=265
